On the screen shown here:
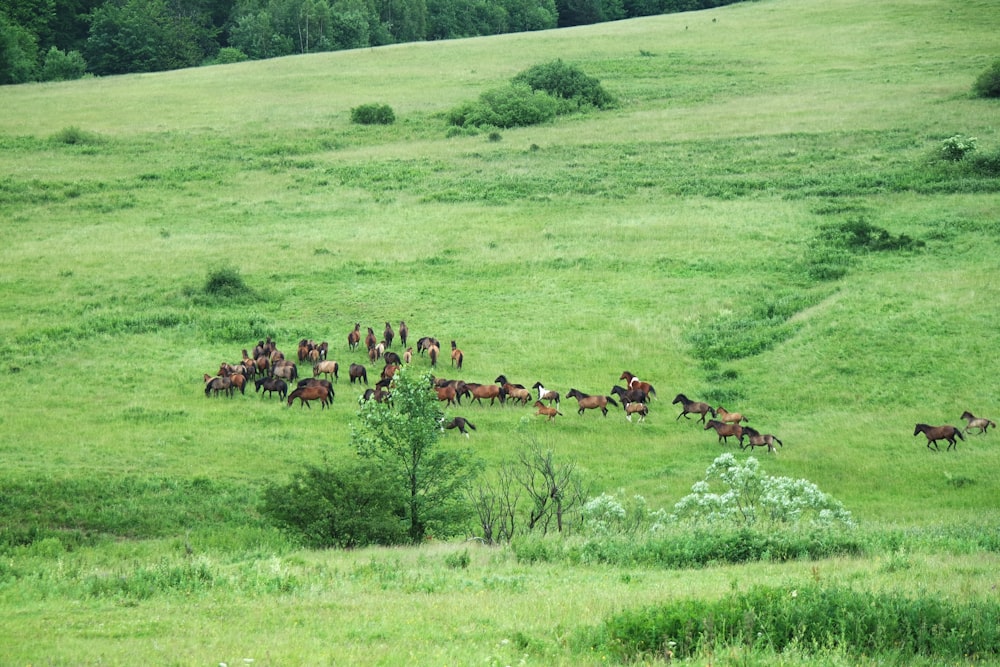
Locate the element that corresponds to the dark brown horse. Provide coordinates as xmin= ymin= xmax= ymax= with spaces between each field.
xmin=961 ymin=411 xmax=996 ymax=435
xmin=914 ymin=423 xmax=964 ymax=451
xmin=287 ymin=385 xmax=331 ymax=409
xmin=298 ymin=378 xmax=334 ymax=396
xmin=705 ymin=419 xmax=744 ymax=446
xmin=398 ymin=320 xmax=408 ymax=347
xmin=442 ymin=416 xmax=476 ymax=436
xmin=383 ymin=322 xmax=394 ymax=348
xmin=364 ymin=327 xmax=377 ymax=352
xmin=611 ymin=385 xmax=648 ymax=405
xmin=255 ymin=376 xmax=287 ymax=399
xmin=672 ymin=393 xmax=716 ymax=423
xmin=566 ymin=389 xmax=618 ymax=416
xmin=348 ymin=323 xmax=361 ymax=351
xmin=619 ymin=371 xmax=657 ymax=399
xmin=349 ymin=363 xmax=368 ymax=385
xmin=740 ymin=426 xmax=782 ymax=453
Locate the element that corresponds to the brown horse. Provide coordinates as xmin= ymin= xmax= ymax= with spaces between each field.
xmin=271 ymin=360 xmax=298 ymax=383
xmin=450 ymin=340 xmax=463 ymax=370
xmin=914 ymin=423 xmax=964 ymax=451
xmin=287 ymin=385 xmax=331 ymax=409
xmin=567 ymin=389 xmax=618 ymax=416
xmin=435 ymin=385 xmax=460 ymax=406
xmin=428 ymin=344 xmax=440 ymax=367
xmin=229 ymin=372 xmax=247 ymax=395
xmin=672 ymin=393 xmax=716 ymax=423
xmin=383 ymin=322 xmax=394 ymax=348
xmin=398 ymin=321 xmax=408 ymax=348
xmin=625 ymin=402 xmax=649 ymax=422
xmin=313 ymin=360 xmax=339 ymax=381
xmin=502 ymin=383 xmax=532 ymax=406
xmin=254 ymin=376 xmax=287 ymax=399
xmin=349 ymin=363 xmax=368 ymax=385
xmin=364 ymin=327 xmax=377 ymax=352
xmin=533 ymin=401 xmax=562 ymax=421
xmin=204 ymin=375 xmax=232 ymax=397
xmin=715 ymin=406 xmax=748 ymax=424
xmin=442 ymin=416 xmax=476 ymax=436
xmin=961 ymin=411 xmax=996 ymax=435
xmin=348 ymin=323 xmax=361 ymax=351
xmin=403 ymin=347 xmax=413 ymax=364
xmin=704 ymin=419 xmax=744 ymax=446
xmin=619 ymin=372 xmax=657 ymax=399
xmin=532 ymin=382 xmax=560 ymax=407
xmin=740 ymin=426 xmax=782 ymax=453
xmin=466 ymin=383 xmax=505 ymax=406
xmin=611 ymin=385 xmax=648 ymax=405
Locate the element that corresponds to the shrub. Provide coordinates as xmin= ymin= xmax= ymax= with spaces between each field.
xmin=260 ymin=459 xmax=408 ymax=548
xmin=39 ymin=47 xmax=87 ymax=81
xmin=972 ymin=58 xmax=1000 ymax=98
xmin=51 ymin=126 xmax=102 ymax=145
xmin=511 ymin=59 xmax=616 ymax=110
xmin=203 ymin=265 xmax=252 ymax=299
xmin=350 ymin=103 xmax=396 ymax=125
xmin=213 ymin=47 xmax=248 ymax=64
xmin=939 ymin=134 xmax=977 ymax=161
xmin=967 ymin=148 xmax=1000 ymax=177
xmin=447 ymin=83 xmax=558 ymax=129
xmin=817 ymin=217 xmax=925 ymax=252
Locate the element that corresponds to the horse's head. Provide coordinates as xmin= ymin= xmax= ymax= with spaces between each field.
xmin=960 ymin=411 xmax=974 ymax=420
xmin=913 ymin=423 xmax=926 ymax=436
xmin=672 ymin=394 xmax=686 ymax=405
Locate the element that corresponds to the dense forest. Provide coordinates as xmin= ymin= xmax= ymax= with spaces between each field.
xmin=0 ymin=0 xmax=744 ymax=83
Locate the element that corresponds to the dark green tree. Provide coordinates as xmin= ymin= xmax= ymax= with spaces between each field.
xmin=39 ymin=44 xmax=86 ymax=79
xmin=0 ymin=12 xmax=38 ymax=83
xmin=352 ymin=367 xmax=477 ymax=542
xmin=84 ymin=0 xmax=208 ymax=74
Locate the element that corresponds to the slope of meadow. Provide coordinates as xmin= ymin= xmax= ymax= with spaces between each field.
xmin=1 ymin=0 xmax=999 ymax=663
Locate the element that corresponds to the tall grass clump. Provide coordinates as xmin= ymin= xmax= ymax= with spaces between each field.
xmin=585 ymin=584 xmax=1000 ymax=662
xmin=50 ymin=126 xmax=103 ymax=145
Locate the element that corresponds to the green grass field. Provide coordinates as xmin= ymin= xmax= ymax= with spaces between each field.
xmin=2 ymin=0 xmax=1000 ymax=663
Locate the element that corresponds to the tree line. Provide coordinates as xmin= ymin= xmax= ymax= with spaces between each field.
xmin=0 ymin=0 xmax=745 ymax=84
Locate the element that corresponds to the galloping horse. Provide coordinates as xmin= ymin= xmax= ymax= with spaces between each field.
xmin=313 ymin=360 xmax=339 ymax=381
xmin=914 ymin=423 xmax=964 ymax=451
xmin=532 ymin=382 xmax=560 ymax=407
xmin=704 ymin=419 xmax=744 ymax=446
xmin=672 ymin=394 xmax=716 ymax=423
xmin=715 ymin=406 xmax=748 ymax=424
xmin=465 ymin=383 xmax=505 ymax=406
xmin=534 ymin=401 xmax=562 ymax=421
xmin=566 ymin=389 xmax=618 ymax=416
xmin=740 ymin=426 xmax=782 ymax=453
xmin=611 ymin=385 xmax=648 ymax=405
xmin=349 ymin=363 xmax=368 ymax=385
xmin=287 ymin=385 xmax=331 ymax=409
xmin=619 ymin=372 xmax=657 ymax=399
xmin=624 ymin=402 xmax=649 ymax=422
xmin=442 ymin=416 xmax=476 ymax=437
xmin=435 ymin=385 xmax=460 ymax=406
xmin=961 ymin=411 xmax=996 ymax=435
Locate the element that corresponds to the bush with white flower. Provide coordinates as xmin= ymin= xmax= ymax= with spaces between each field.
xmin=670 ymin=454 xmax=854 ymax=529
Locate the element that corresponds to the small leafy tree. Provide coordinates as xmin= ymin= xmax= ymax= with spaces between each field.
xmin=353 ymin=367 xmax=477 ymax=542
xmin=39 ymin=46 xmax=87 ymax=81
xmin=447 ymin=83 xmax=558 ymax=128
xmin=972 ymin=58 xmax=1000 ymax=98
xmin=511 ymin=59 xmax=616 ymax=110
xmin=671 ymin=453 xmax=854 ymax=529
xmin=939 ymin=134 xmax=977 ymax=162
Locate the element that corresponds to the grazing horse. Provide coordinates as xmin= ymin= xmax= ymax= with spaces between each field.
xmin=704 ymin=419 xmax=745 ymax=446
xmin=624 ymin=402 xmax=649 ymax=422
xmin=534 ymin=401 xmax=562 ymax=421
xmin=442 ymin=416 xmax=476 ymax=437
xmin=204 ymin=375 xmax=233 ymax=397
xmin=271 ymin=361 xmax=298 ymax=383
xmin=566 ymin=389 xmax=618 ymax=416
xmin=417 ymin=337 xmax=439 ymax=354
xmin=914 ymin=423 xmax=964 ymax=451
xmin=255 ymin=376 xmax=287 ymax=399
xmin=349 ymin=363 xmax=368 ymax=385
xmin=348 ymin=323 xmax=361 ymax=351
xmin=532 ymin=382 xmax=560 ymax=407
xmin=287 ymin=385 xmax=331 ymax=409
xmin=383 ymin=351 xmax=402 ymax=366
xmin=619 ymin=372 xmax=657 ymax=399
xmin=740 ymin=426 xmax=782 ymax=453
xmin=313 ymin=360 xmax=339 ymax=381
xmin=611 ymin=385 xmax=648 ymax=406
xmin=398 ymin=321 xmax=408 ymax=347
xmin=466 ymin=383 xmax=505 ymax=406
xmin=715 ymin=406 xmax=748 ymax=424
xmin=961 ymin=411 xmax=996 ymax=435
xmin=298 ymin=378 xmax=334 ymax=396
xmin=672 ymin=394 xmax=716 ymax=423
xmin=450 ymin=340 xmax=463 ymax=370
xmin=383 ymin=322 xmax=394 ymax=348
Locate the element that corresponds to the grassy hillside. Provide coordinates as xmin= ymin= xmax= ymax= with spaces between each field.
xmin=1 ymin=0 xmax=999 ymax=663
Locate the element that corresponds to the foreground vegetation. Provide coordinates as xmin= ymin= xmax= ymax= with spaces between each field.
xmin=1 ymin=0 xmax=999 ymax=663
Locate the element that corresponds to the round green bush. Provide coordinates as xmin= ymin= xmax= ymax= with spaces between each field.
xmin=350 ymin=103 xmax=396 ymax=125
xmin=972 ymin=58 xmax=1000 ymax=98
xmin=512 ymin=59 xmax=616 ymax=110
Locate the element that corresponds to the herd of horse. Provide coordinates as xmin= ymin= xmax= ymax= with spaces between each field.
xmin=202 ymin=327 xmax=995 ymax=451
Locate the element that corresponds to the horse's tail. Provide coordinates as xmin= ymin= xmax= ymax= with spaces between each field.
xmin=956 ymin=428 xmax=965 ymax=441
xmin=774 ymin=436 xmax=784 ymax=447
xmin=607 ymin=397 xmax=619 ymax=407
xmin=708 ymin=405 xmax=717 ymax=417
xmin=649 ymin=384 xmax=657 ymax=398
xmin=467 ymin=420 xmax=477 ymax=431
